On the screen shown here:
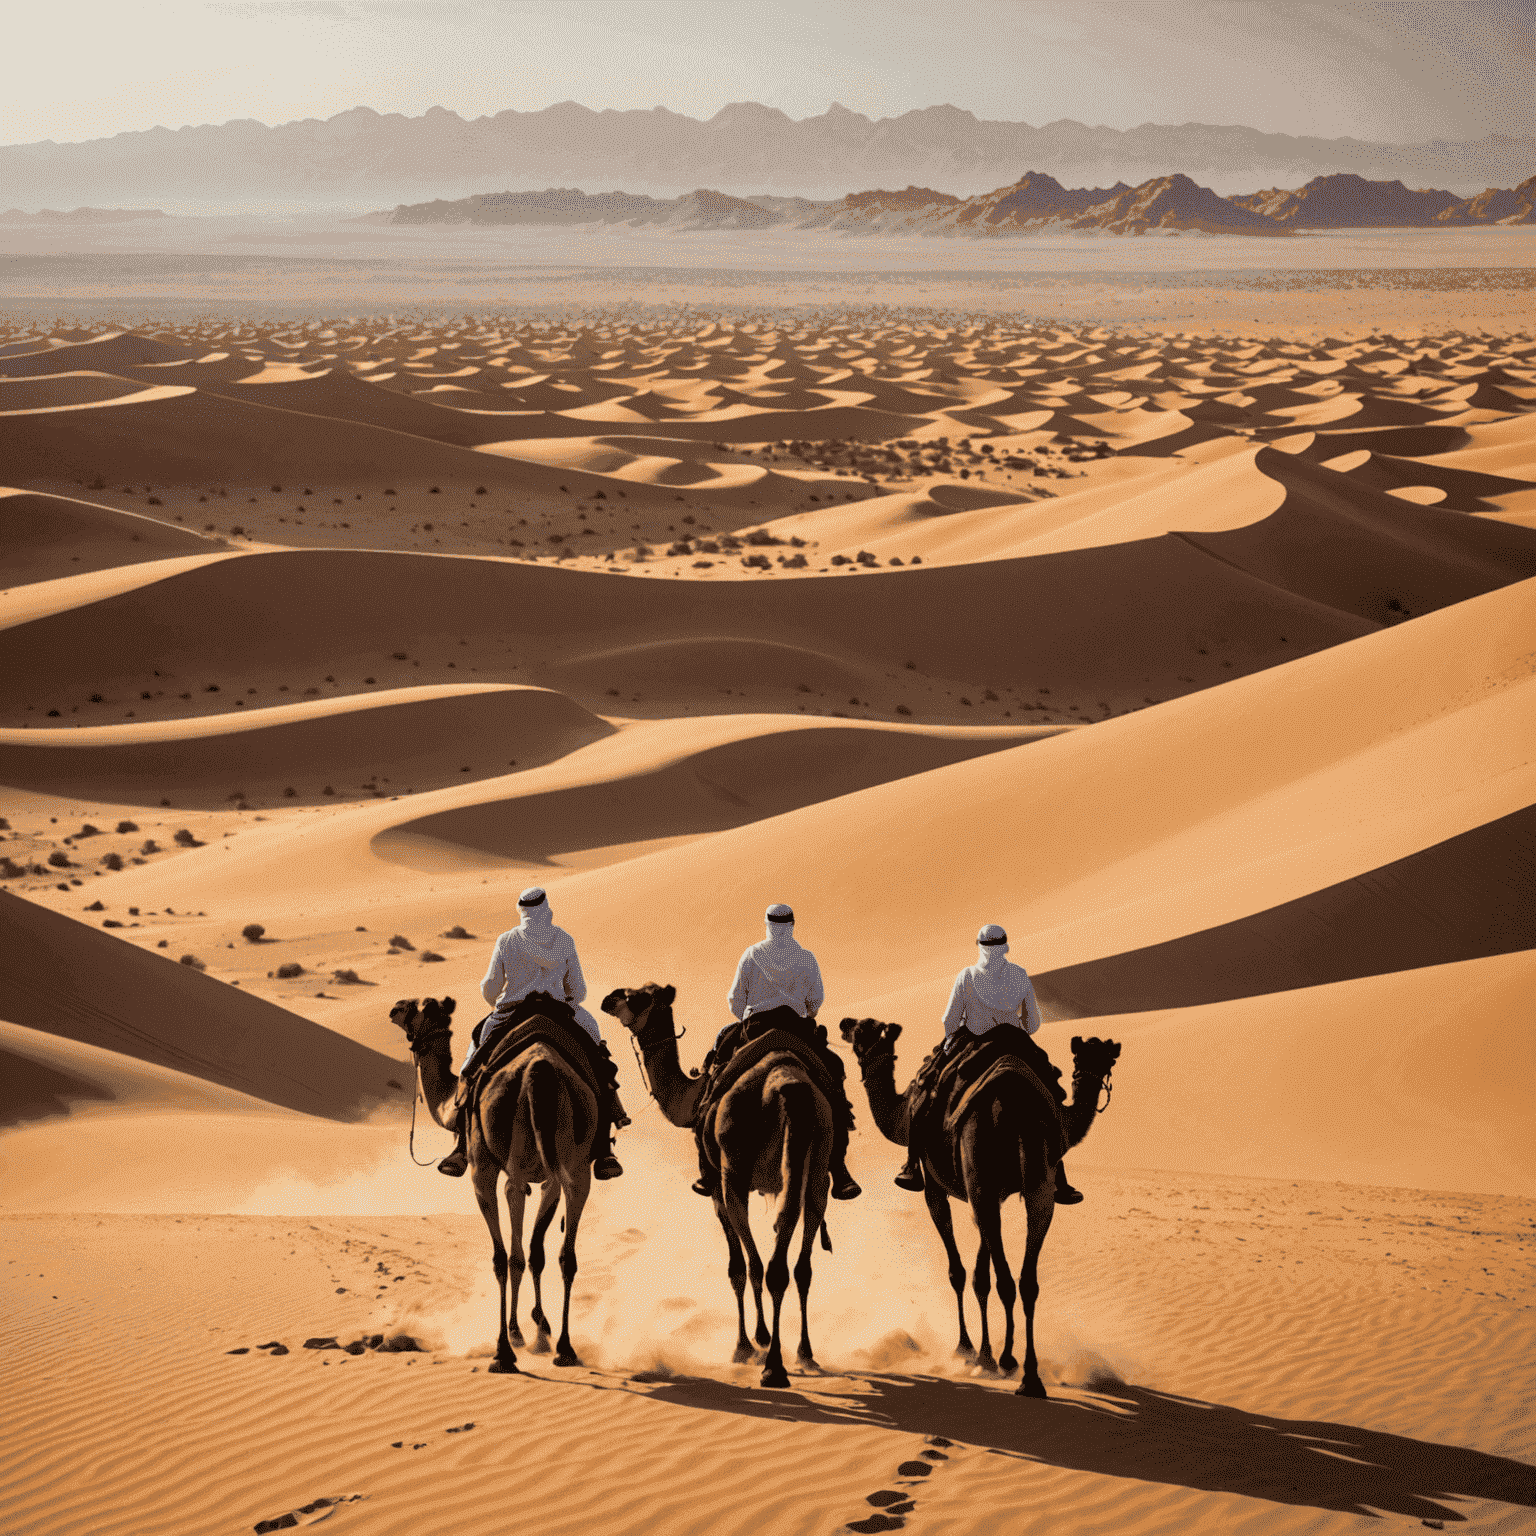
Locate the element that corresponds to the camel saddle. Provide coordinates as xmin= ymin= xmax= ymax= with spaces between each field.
xmin=696 ymin=1008 xmax=845 ymax=1130
xmin=921 ymin=1027 xmax=1065 ymax=1131
xmin=467 ymin=992 xmax=608 ymax=1101
xmin=942 ymin=1055 xmax=1066 ymax=1164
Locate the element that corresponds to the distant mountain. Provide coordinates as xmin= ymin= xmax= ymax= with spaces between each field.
xmin=1230 ymin=173 xmax=1461 ymax=226
xmin=1435 ymin=172 xmax=1536 ymax=225
xmin=2 ymin=101 xmax=1532 ymax=210
xmin=392 ymin=171 xmax=1286 ymax=237
xmin=0 ymin=206 xmax=165 ymax=223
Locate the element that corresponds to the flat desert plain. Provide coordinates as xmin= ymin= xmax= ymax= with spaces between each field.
xmin=1 ymin=271 xmax=1534 ymax=1536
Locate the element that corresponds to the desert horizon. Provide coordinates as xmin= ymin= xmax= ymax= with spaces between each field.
xmin=3 ymin=5 xmax=1534 ymax=1533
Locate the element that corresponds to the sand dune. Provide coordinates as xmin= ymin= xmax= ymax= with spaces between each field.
xmin=0 ymin=684 xmax=613 ymax=806
xmin=0 ymin=891 xmax=406 ymax=1117
xmin=2 ymin=314 xmax=1532 ymax=1536
xmin=1 ymin=487 xmax=217 ymax=584
xmin=1035 ymin=803 xmax=1536 ymax=1017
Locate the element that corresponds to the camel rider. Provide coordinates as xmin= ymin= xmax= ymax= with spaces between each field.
xmin=894 ymin=923 xmax=1082 ymax=1204
xmin=437 ymin=886 xmax=628 ymax=1181
xmin=691 ymin=903 xmax=861 ymax=1202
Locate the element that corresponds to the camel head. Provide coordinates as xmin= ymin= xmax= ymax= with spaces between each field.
xmin=601 ymin=983 xmax=676 ymax=1042
xmin=838 ymin=1017 xmax=902 ymax=1071
xmin=1070 ymin=1035 xmax=1122 ymax=1084
xmin=392 ymin=995 xmax=455 ymax=1056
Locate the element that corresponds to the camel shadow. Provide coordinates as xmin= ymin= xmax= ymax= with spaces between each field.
xmin=634 ymin=1371 xmax=1536 ymax=1523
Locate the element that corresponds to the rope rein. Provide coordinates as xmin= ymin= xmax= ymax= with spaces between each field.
xmin=406 ymin=1056 xmax=441 ymax=1167
xmin=1097 ymin=1071 xmax=1114 ymax=1115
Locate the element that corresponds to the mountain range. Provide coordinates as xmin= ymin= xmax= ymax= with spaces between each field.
xmin=388 ymin=170 xmax=1536 ymax=237
xmin=3 ymin=101 xmax=1534 ymax=210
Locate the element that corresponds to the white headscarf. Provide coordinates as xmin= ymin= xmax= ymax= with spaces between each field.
xmin=516 ymin=885 xmax=563 ymax=964
xmin=753 ymin=902 xmax=804 ymax=984
xmin=969 ymin=922 xmax=1017 ymax=1010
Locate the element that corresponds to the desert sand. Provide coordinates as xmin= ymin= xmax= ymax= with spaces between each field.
xmin=1 ymin=299 xmax=1533 ymax=1536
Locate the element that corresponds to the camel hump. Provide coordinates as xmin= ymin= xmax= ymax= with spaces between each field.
xmin=709 ymin=1028 xmax=839 ymax=1113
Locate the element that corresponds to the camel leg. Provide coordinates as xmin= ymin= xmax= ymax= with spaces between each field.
xmin=713 ymin=1199 xmax=756 ymax=1364
xmin=503 ymin=1175 xmax=529 ymax=1348
xmin=971 ymin=1191 xmax=1018 ymax=1376
xmin=526 ymin=1181 xmax=561 ymax=1353
xmin=1016 ymin=1184 xmax=1057 ymax=1399
xmin=472 ymin=1161 xmax=518 ymax=1375
xmin=552 ymin=1170 xmax=590 ymax=1367
xmin=794 ymin=1172 xmax=829 ymax=1370
xmin=721 ymin=1170 xmax=772 ymax=1362
xmin=759 ymin=1185 xmax=797 ymax=1390
xmin=922 ymin=1174 xmax=974 ymax=1358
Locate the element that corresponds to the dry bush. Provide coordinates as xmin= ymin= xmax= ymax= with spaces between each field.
xmin=173 ymin=829 xmax=203 ymax=848
xmin=389 ymin=935 xmax=415 ymax=951
xmin=276 ymin=962 xmax=304 ymax=979
xmin=180 ymin=955 xmax=206 ymax=971
xmin=442 ymin=925 xmax=474 ymax=940
xmin=241 ymin=923 xmax=266 ymax=943
xmin=420 ymin=951 xmax=446 ymax=963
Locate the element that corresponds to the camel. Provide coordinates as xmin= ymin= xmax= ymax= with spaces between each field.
xmin=391 ymin=995 xmax=599 ymax=1374
xmin=602 ymin=983 xmax=833 ymax=1390
xmin=839 ymin=1018 xmax=1121 ymax=1398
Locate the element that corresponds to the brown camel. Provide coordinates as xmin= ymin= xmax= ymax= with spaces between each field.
xmin=391 ymin=995 xmax=599 ymax=1374
xmin=840 ymin=1018 xmax=1121 ymax=1398
xmin=602 ymin=983 xmax=834 ymax=1390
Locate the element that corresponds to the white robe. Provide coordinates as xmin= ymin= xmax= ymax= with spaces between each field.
xmin=475 ymin=912 xmax=601 ymax=1062
xmin=941 ymin=949 xmax=1042 ymax=1042
xmin=726 ymin=922 xmax=825 ymax=1025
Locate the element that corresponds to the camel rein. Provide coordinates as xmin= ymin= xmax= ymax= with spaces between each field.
xmin=406 ymin=1023 xmax=455 ymax=1167
xmin=626 ymin=1010 xmax=686 ymax=1105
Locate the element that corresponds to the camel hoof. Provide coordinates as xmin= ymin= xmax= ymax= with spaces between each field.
xmin=554 ymin=1351 xmax=582 ymax=1368
xmin=487 ymin=1359 xmax=520 ymax=1375
xmin=760 ymin=1367 xmax=791 ymax=1390
xmin=974 ymin=1356 xmax=1000 ymax=1378
xmin=732 ymin=1344 xmax=757 ymax=1364
xmin=954 ymin=1342 xmax=975 ymax=1360
xmin=529 ymin=1334 xmax=551 ymax=1354
xmin=509 ymin=1331 xmax=526 ymax=1348
xmin=999 ymin=1354 xmax=1018 ymax=1376
xmin=1017 ymin=1376 xmax=1048 ymax=1399
xmin=754 ymin=1326 xmax=772 ymax=1348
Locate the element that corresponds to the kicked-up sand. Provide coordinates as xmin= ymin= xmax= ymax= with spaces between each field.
xmin=1 ymin=266 xmax=1533 ymax=1536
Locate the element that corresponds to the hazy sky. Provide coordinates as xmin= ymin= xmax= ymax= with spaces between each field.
xmin=6 ymin=0 xmax=1533 ymax=147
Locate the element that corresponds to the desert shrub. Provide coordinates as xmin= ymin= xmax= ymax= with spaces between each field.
xmin=830 ymin=554 xmax=851 ymax=566
xmin=895 ymin=704 xmax=912 ymax=716
xmin=0 ymin=857 xmax=25 ymax=880
xmin=77 ymin=824 xmax=101 ymax=837
xmin=86 ymin=900 xmax=105 ymax=911
xmin=442 ymin=925 xmax=474 ymax=940
xmin=241 ymin=923 xmax=266 ymax=943
xmin=0 ymin=817 xmax=8 ymax=830
xmin=103 ymin=919 xmax=124 ymax=928
xmin=140 ymin=839 xmax=160 ymax=854
xmin=115 ymin=820 xmax=138 ymax=833
xmin=780 ymin=553 xmax=808 ymax=569
xmin=331 ymin=969 xmax=368 ymax=985
xmin=172 ymin=829 xmax=202 ymax=847
xmin=742 ymin=553 xmax=771 ymax=570
xmin=420 ymin=951 xmax=446 ymax=963
xmin=47 ymin=852 xmax=71 ymax=868
xmin=389 ymin=935 xmax=415 ymax=951
xmin=180 ymin=954 xmax=206 ymax=971
xmin=102 ymin=852 xmax=124 ymax=871
xmin=744 ymin=528 xmax=783 ymax=547
xmin=276 ymin=962 xmax=304 ymax=979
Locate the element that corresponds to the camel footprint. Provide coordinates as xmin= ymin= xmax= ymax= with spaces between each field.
xmin=252 ymin=1492 xmax=363 ymax=1531
xmin=846 ymin=1439 xmax=951 ymax=1532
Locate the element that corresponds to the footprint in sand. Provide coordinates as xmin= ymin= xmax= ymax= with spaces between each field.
xmin=252 ymin=1493 xmax=363 ymax=1531
xmin=845 ymin=1437 xmax=953 ymax=1532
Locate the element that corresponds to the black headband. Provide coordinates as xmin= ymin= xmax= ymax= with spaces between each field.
xmin=518 ymin=891 xmax=547 ymax=908
xmin=767 ymin=910 xmax=794 ymax=924
xmin=979 ymin=934 xmax=1007 ymax=945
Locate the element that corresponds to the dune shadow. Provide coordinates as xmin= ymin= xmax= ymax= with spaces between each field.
xmin=631 ymin=1371 xmax=1536 ymax=1523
